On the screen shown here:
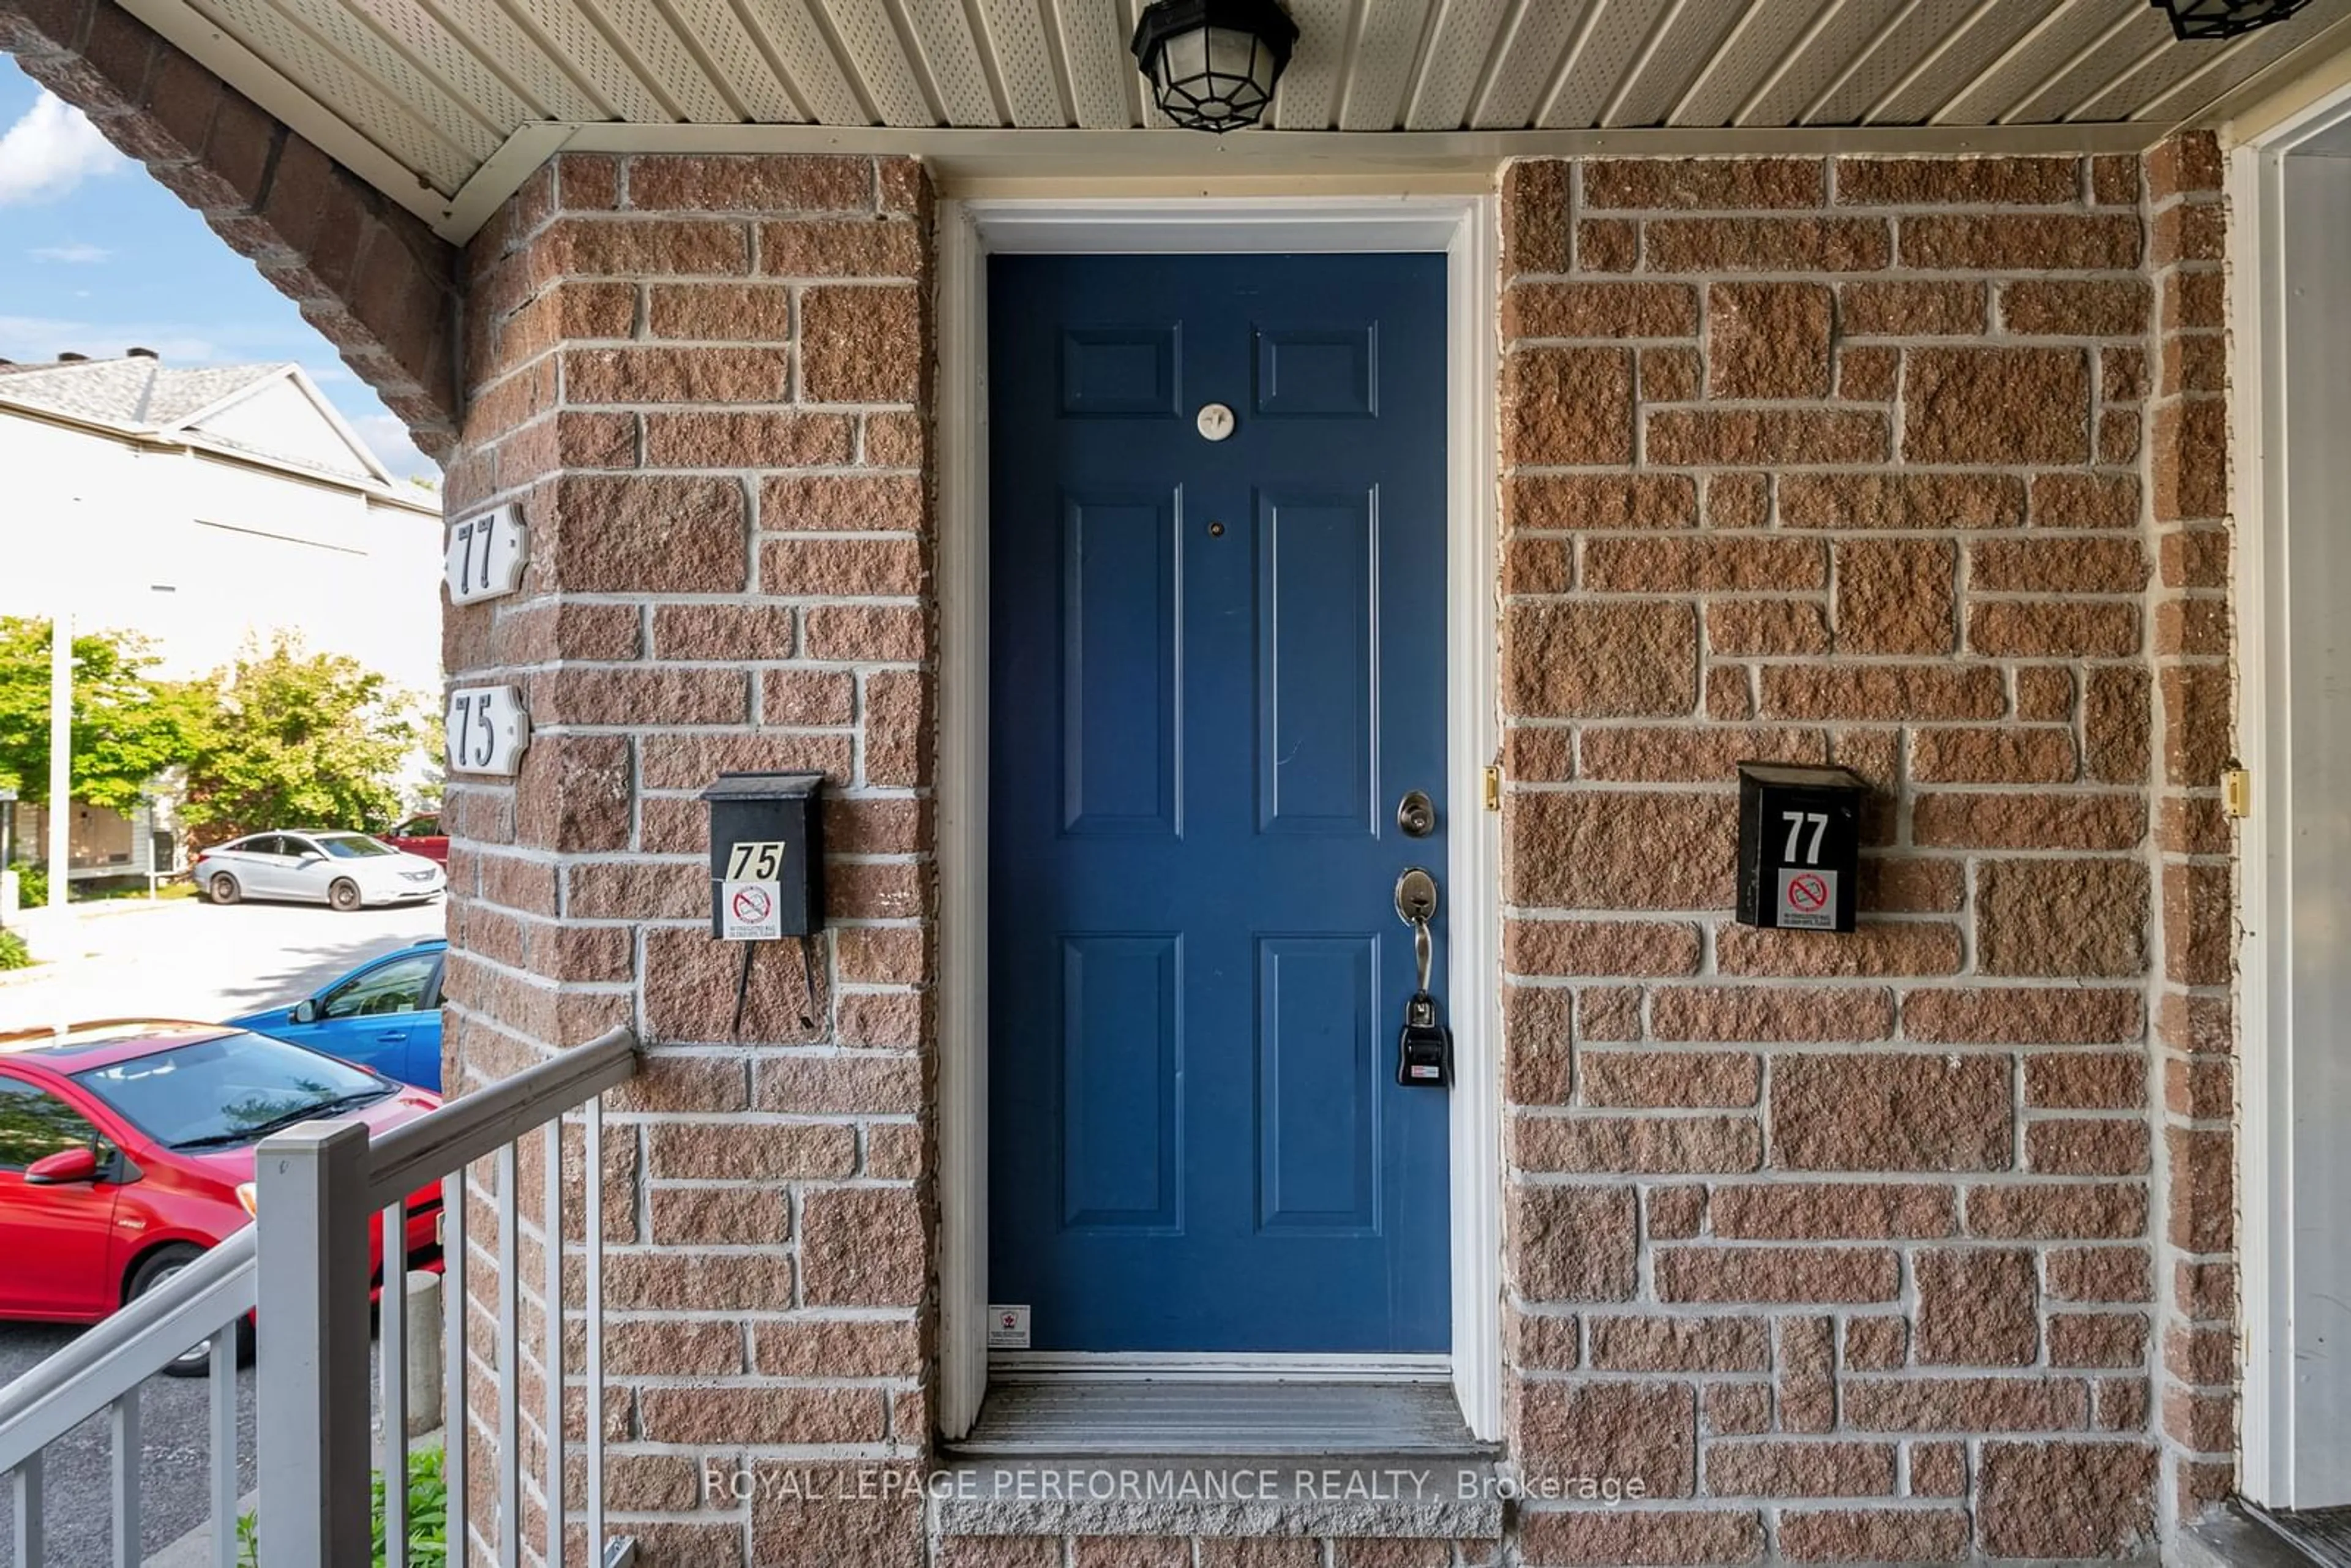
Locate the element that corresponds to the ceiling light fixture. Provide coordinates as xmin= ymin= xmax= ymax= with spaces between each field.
xmin=1130 ymin=0 xmax=1299 ymax=133
xmin=2151 ymin=0 xmax=2313 ymax=39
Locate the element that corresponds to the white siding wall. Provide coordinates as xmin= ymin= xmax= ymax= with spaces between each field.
xmin=0 ymin=413 xmax=442 ymax=699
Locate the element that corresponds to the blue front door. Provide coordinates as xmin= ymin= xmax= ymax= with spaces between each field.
xmin=988 ymin=252 xmax=1450 ymax=1354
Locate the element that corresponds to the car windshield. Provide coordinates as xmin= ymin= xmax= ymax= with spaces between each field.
xmin=315 ymin=835 xmax=396 ymax=859
xmin=72 ymin=1033 xmax=393 ymax=1151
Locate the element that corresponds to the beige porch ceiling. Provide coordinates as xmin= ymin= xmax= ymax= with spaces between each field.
xmin=119 ymin=0 xmax=2351 ymax=235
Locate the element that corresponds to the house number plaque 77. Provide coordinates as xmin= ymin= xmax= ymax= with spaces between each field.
xmin=445 ymin=502 xmax=528 ymax=604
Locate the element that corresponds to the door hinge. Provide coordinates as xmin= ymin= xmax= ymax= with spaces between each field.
xmin=2222 ymin=759 xmax=2252 ymax=820
xmin=1482 ymin=765 xmax=1502 ymax=812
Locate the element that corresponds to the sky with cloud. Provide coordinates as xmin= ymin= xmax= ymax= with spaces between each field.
xmin=0 ymin=59 xmax=440 ymax=482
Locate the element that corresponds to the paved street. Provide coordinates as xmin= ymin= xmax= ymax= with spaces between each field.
xmin=0 ymin=895 xmax=441 ymax=1560
xmin=0 ymin=895 xmax=446 ymax=1030
xmin=0 ymin=1329 xmax=260 ymax=1564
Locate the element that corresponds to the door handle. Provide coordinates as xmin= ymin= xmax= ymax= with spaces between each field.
xmin=376 ymin=1030 xmax=411 ymax=1043
xmin=1394 ymin=867 xmax=1438 ymax=989
xmin=1394 ymin=868 xmax=1451 ymax=1087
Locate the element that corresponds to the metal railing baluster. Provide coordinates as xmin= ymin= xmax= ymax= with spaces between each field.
xmin=585 ymin=1098 xmax=606 ymax=1568
xmin=108 ymin=1392 xmax=138 ymax=1568
xmin=443 ymin=1168 xmax=468 ymax=1568
xmin=382 ymin=1196 xmax=409 ymax=1568
xmin=497 ymin=1141 xmax=520 ymax=1568
xmin=544 ymin=1118 xmax=565 ymax=1567
xmin=209 ymin=1330 xmax=236 ymax=1568
xmin=12 ymin=1454 xmax=42 ymax=1568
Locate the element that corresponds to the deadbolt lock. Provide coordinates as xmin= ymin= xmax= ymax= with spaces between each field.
xmin=1397 ymin=789 xmax=1436 ymax=838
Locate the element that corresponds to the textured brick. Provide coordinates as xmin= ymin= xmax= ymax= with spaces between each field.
xmin=1843 ymin=1379 xmax=2088 ymax=1433
xmin=1978 ymin=1442 xmax=2158 ymax=1558
xmin=1978 ymin=859 xmax=2150 ymax=978
xmin=1705 ymin=1442 xmax=1895 ymax=1498
xmin=1655 ymin=1247 xmax=1899 ymax=1304
xmin=2028 ymin=1119 xmax=2151 ymax=1176
xmin=1578 ymin=1051 xmax=1760 ymax=1108
xmin=1584 ymin=159 xmax=1824 ymax=209
xmin=1647 ymin=409 xmax=1888 ymax=467
xmin=1899 ymin=214 xmax=2141 ymax=271
xmin=1777 ymin=1510 xmax=1968 ymax=1562
xmin=1588 ymin=1316 xmax=1770 ymax=1371
xmin=1512 ymin=1185 xmax=1637 ymax=1301
xmin=1650 ymin=986 xmax=1894 ymax=1043
xmin=1504 ymin=601 xmax=1697 ymax=716
xmin=1840 ymin=280 xmax=1985 ymax=336
xmin=1505 ymin=347 xmax=1635 ymax=463
xmin=1505 ymin=280 xmax=1698 ymax=338
xmin=1509 ymin=473 xmax=1697 ymax=530
xmin=1645 ymin=217 xmax=1889 ymax=272
xmin=1761 ymin=666 xmax=2003 ymax=721
xmin=1916 ymin=1248 xmax=2039 ymax=1366
xmin=1508 ymin=920 xmax=1702 ymax=977
xmin=1710 ymin=1183 xmax=1954 ymax=1240
xmin=1835 ymin=538 xmax=1954 ymax=655
xmin=1964 ymin=1182 xmax=2148 ymax=1240
xmin=1584 ymin=537 xmax=1824 ymax=593
xmin=800 ymin=285 xmax=921 ymax=403
xmin=2003 ymin=278 xmax=2153 ymax=338
xmin=1505 ymin=792 xmax=1733 ymax=909
xmin=1777 ymin=471 xmax=2024 ymax=531
xmin=1771 ymin=1054 xmax=2011 ymax=1172
xmin=626 ymin=154 xmax=872 ymax=211
xmin=1515 ymin=1114 xmax=1761 ymax=1174
xmin=1708 ymin=282 xmax=1831 ymax=399
xmin=1905 ymin=348 xmax=2090 ymax=464
xmin=1714 ymin=923 xmax=1961 ymax=978
xmin=1837 ymin=156 xmax=2078 ymax=206
xmin=1910 ymin=793 xmax=2145 ymax=851
xmin=1517 ymin=1509 xmax=1762 ymax=1566
xmin=1519 ymin=1382 xmax=1696 ymax=1494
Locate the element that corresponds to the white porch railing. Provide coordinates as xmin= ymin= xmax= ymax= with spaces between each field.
xmin=0 ymin=1024 xmax=641 ymax=1568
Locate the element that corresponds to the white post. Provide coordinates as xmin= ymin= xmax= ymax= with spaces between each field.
xmin=255 ymin=1119 xmax=375 ymax=1566
xmin=46 ymin=610 xmax=69 ymax=913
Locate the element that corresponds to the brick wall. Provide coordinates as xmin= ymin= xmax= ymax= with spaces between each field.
xmin=0 ymin=0 xmax=460 ymax=451
xmin=432 ymin=141 xmax=2246 ymax=1567
xmin=2143 ymin=132 xmax=2237 ymax=1526
xmin=449 ymin=152 xmax=936 ymax=1566
xmin=1494 ymin=149 xmax=2201 ymax=1561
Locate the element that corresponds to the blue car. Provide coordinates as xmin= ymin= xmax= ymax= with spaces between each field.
xmin=229 ymin=939 xmax=446 ymax=1091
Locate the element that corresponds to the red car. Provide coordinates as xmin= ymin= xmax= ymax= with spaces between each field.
xmin=0 ymin=1021 xmax=444 ymax=1370
xmin=383 ymin=814 xmax=449 ymax=866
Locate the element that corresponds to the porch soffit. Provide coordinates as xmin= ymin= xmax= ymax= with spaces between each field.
xmin=112 ymin=0 xmax=2351 ymax=241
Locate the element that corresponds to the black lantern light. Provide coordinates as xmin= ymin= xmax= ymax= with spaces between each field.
xmin=1130 ymin=0 xmax=1299 ymax=133
xmin=2151 ymin=0 xmax=2312 ymax=39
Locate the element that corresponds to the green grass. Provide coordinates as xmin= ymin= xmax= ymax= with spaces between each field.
xmin=0 ymin=929 xmax=29 ymax=971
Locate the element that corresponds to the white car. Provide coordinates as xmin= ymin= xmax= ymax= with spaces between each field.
xmin=193 ymin=831 xmax=447 ymax=912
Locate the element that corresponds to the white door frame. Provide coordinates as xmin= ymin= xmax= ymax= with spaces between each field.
xmin=934 ymin=194 xmax=1502 ymax=1442
xmin=2230 ymin=81 xmax=2351 ymax=1509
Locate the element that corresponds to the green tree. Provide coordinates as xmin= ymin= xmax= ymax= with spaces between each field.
xmin=0 ymin=617 xmax=198 ymax=811
xmin=178 ymin=634 xmax=427 ymax=842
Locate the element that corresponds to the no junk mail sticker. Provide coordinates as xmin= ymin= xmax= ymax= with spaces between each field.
xmin=720 ymin=877 xmax=783 ymax=942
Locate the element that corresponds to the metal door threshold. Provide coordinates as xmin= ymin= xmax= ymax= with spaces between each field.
xmin=950 ymin=1378 xmax=1487 ymax=1458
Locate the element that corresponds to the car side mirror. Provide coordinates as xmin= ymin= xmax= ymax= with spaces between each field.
xmin=291 ymin=999 xmax=319 ymax=1024
xmin=25 ymin=1147 xmax=100 ymax=1185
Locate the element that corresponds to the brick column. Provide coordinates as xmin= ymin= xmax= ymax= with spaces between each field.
xmin=2144 ymin=130 xmax=2238 ymax=1526
xmin=1495 ymin=153 xmax=2165 ymax=1561
xmin=451 ymin=152 xmax=936 ymax=1567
